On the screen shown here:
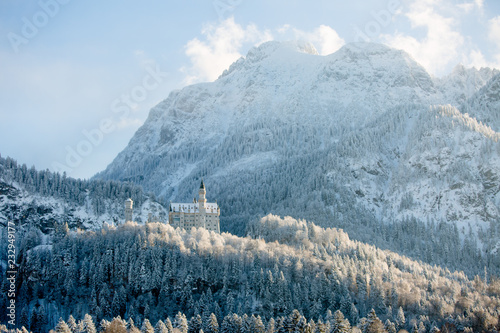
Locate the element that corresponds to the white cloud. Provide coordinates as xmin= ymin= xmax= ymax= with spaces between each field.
xmin=288 ymin=25 xmax=345 ymax=55
xmin=181 ymin=17 xmax=272 ymax=84
xmin=485 ymin=16 xmax=500 ymax=67
xmin=488 ymin=16 xmax=500 ymax=47
xmin=458 ymin=0 xmax=484 ymax=13
xmin=460 ymin=16 xmax=500 ymax=70
xmin=381 ymin=0 xmax=464 ymax=76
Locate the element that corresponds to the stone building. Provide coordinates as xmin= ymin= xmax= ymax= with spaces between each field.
xmin=168 ymin=180 xmax=220 ymax=233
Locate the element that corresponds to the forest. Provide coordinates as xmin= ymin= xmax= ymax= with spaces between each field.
xmin=0 ymin=155 xmax=161 ymax=228
xmin=1 ymin=215 xmax=499 ymax=332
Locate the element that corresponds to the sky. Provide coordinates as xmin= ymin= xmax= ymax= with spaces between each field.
xmin=1 ymin=0 xmax=499 ymax=179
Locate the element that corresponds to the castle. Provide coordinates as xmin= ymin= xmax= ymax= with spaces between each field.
xmin=123 ymin=180 xmax=220 ymax=233
xmin=169 ymin=180 xmax=220 ymax=233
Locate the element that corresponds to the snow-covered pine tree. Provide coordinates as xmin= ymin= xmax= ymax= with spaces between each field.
xmin=154 ymin=320 xmax=169 ymax=333
xmin=174 ymin=312 xmax=188 ymax=333
xmin=54 ymin=318 xmax=72 ymax=333
xmin=330 ymin=310 xmax=351 ymax=333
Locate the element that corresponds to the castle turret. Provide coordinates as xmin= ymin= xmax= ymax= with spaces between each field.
xmin=125 ymin=198 xmax=133 ymax=223
xmin=198 ymin=179 xmax=206 ymax=209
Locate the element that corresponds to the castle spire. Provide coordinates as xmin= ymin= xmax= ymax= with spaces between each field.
xmin=199 ymin=179 xmax=206 ymax=208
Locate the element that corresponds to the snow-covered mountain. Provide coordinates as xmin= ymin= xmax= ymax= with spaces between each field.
xmin=95 ymin=41 xmax=500 ymax=266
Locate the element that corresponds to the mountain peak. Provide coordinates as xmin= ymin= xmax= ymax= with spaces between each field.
xmin=331 ymin=42 xmax=417 ymax=65
xmin=247 ymin=40 xmax=319 ymax=58
xmin=338 ymin=42 xmax=393 ymax=53
xmin=220 ymin=40 xmax=319 ymax=79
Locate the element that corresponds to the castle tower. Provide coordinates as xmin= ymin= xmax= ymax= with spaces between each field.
xmin=125 ymin=198 xmax=133 ymax=223
xmin=198 ymin=180 xmax=206 ymax=228
xmin=198 ymin=180 xmax=206 ymax=209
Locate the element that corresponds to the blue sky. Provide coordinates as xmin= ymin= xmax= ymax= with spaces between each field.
xmin=1 ymin=0 xmax=499 ymax=179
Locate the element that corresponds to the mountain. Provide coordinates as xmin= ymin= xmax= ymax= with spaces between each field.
xmin=94 ymin=41 xmax=500 ymax=276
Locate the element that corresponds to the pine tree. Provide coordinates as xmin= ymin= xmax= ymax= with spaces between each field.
xmin=241 ymin=314 xmax=251 ymax=333
xmin=29 ymin=303 xmax=45 ymax=333
xmin=250 ymin=315 xmax=265 ymax=333
xmin=365 ymin=309 xmax=385 ymax=333
xmin=67 ymin=315 xmax=78 ymax=333
xmin=267 ymin=317 xmax=276 ymax=333
xmin=100 ymin=319 xmax=111 ymax=332
xmin=324 ymin=310 xmax=334 ymax=326
xmin=174 ymin=312 xmax=188 ymax=333
xmin=54 ymin=318 xmax=72 ymax=333
xmin=79 ymin=314 xmax=97 ymax=333
xmin=314 ymin=318 xmax=327 ymax=333
xmin=330 ymin=310 xmax=350 ymax=333
xmin=384 ymin=319 xmax=396 ymax=333
xmin=103 ymin=317 xmax=127 ymax=333
xmin=395 ymin=307 xmax=406 ymax=331
xmin=154 ymin=320 xmax=169 ymax=333
xmin=141 ymin=318 xmax=155 ymax=333
xmin=205 ymin=313 xmax=219 ymax=333
xmin=165 ymin=318 xmax=174 ymax=332
xmin=349 ymin=304 xmax=359 ymax=326
xmin=19 ymin=306 xmax=30 ymax=331
xmin=189 ymin=315 xmax=202 ymax=333
xmin=429 ymin=326 xmax=440 ymax=333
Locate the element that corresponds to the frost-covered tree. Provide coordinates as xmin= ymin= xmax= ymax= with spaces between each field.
xmin=54 ymin=318 xmax=72 ymax=333
xmin=395 ymin=307 xmax=406 ymax=331
xmin=205 ymin=313 xmax=219 ymax=333
xmin=78 ymin=314 xmax=97 ymax=333
xmin=174 ymin=312 xmax=188 ymax=333
xmin=141 ymin=319 xmax=155 ymax=333
xmin=331 ymin=310 xmax=350 ymax=333
xmin=154 ymin=320 xmax=169 ymax=333
xmin=365 ymin=309 xmax=385 ymax=333
xmin=188 ymin=315 xmax=202 ymax=333
xmin=103 ymin=317 xmax=127 ymax=333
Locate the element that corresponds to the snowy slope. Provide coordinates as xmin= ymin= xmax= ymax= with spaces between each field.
xmin=462 ymin=73 xmax=500 ymax=131
xmin=0 ymin=178 xmax=168 ymax=232
xmin=95 ymin=41 xmax=500 ymax=256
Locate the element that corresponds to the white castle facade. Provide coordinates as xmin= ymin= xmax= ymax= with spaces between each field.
xmin=168 ymin=180 xmax=220 ymax=233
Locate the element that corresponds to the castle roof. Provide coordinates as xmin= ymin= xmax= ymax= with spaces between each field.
xmin=200 ymin=179 xmax=205 ymax=189
xmin=170 ymin=202 xmax=218 ymax=213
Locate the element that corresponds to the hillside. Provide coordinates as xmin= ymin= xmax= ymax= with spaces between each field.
xmin=94 ymin=41 xmax=500 ymax=276
xmin=0 ymin=155 xmax=168 ymax=232
xmin=2 ymin=216 xmax=499 ymax=332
